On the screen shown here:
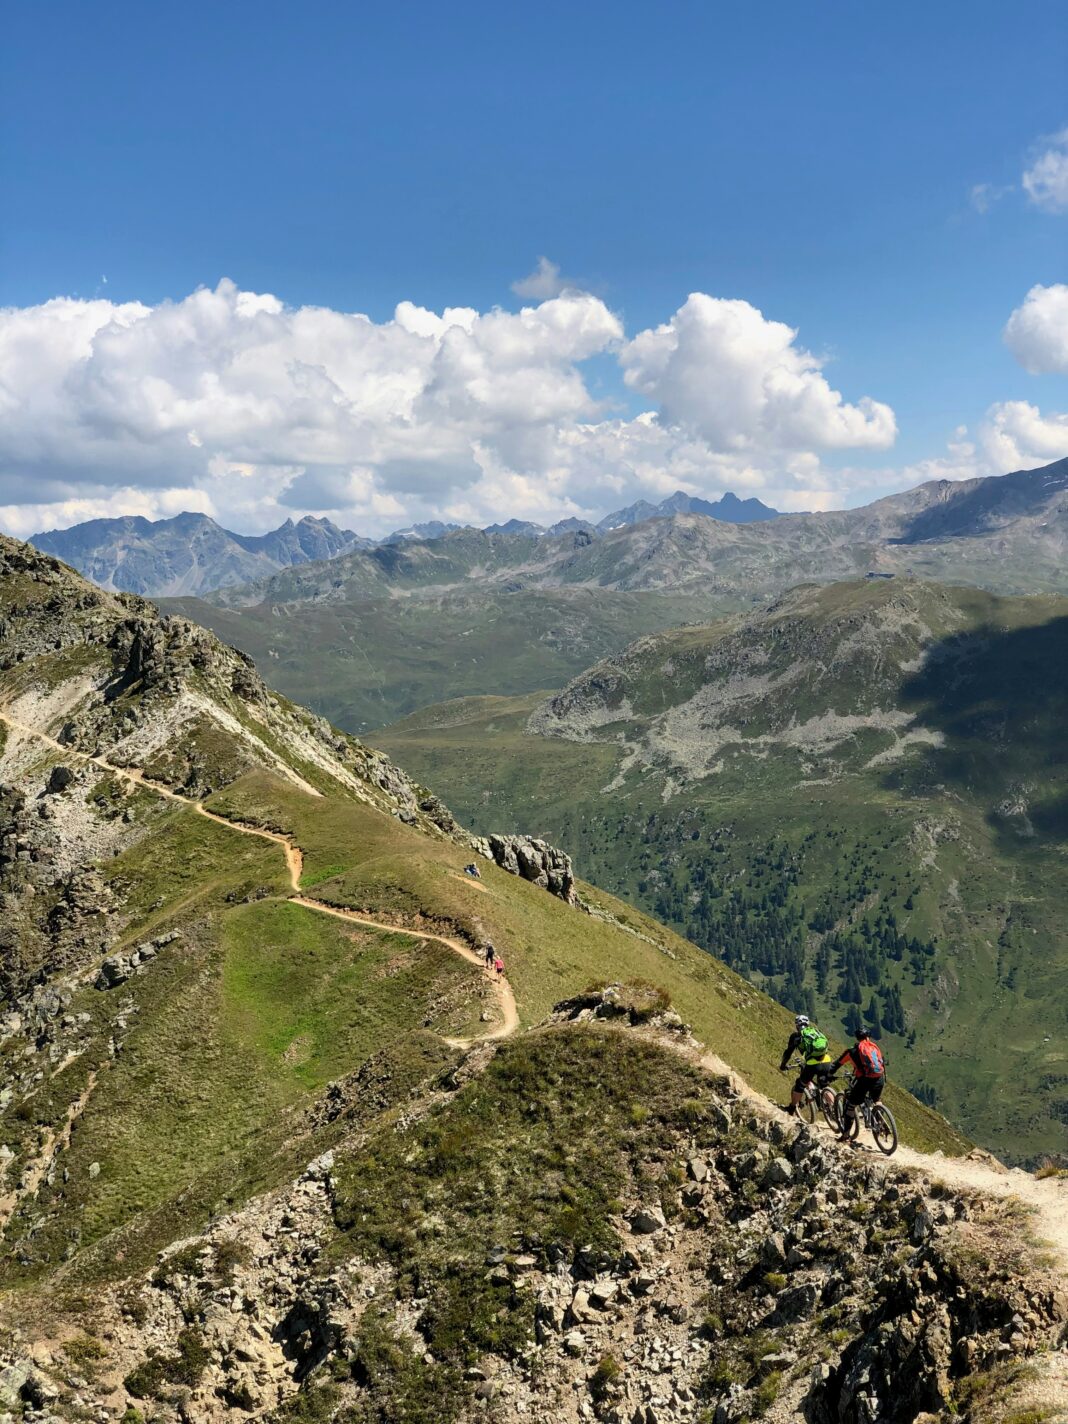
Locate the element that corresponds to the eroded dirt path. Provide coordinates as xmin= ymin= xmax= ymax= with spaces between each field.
xmin=290 ymin=895 xmax=518 ymax=1044
xmin=893 ymin=1143 xmax=1068 ymax=1269
xmin=0 ymin=708 xmax=518 ymax=1049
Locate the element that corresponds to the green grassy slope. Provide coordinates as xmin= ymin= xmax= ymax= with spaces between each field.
xmin=0 ymin=798 xmax=484 ymax=1287
xmin=160 ymin=587 xmax=745 ymax=732
xmin=206 ymin=770 xmax=968 ymax=1159
xmin=375 ymin=580 xmax=1068 ymax=1162
xmin=1 ymin=762 xmax=968 ymax=1299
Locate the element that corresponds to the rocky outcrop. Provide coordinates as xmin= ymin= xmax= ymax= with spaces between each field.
xmin=0 ymin=780 xmax=119 ymax=1001
xmin=94 ymin=931 xmax=180 ymax=990
xmin=5 ymin=1031 xmax=1061 ymax=1424
xmin=477 ymin=832 xmax=576 ymax=902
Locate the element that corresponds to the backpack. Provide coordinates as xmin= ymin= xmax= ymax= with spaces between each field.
xmin=800 ymin=1025 xmax=828 ymax=1059
xmin=855 ymin=1038 xmax=885 ymax=1077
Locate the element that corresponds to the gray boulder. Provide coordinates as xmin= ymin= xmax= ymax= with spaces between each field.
xmin=629 ymin=1205 xmax=667 ymax=1235
xmin=764 ymin=1157 xmax=795 ymax=1186
xmin=486 ymin=834 xmax=576 ymax=903
xmin=46 ymin=765 xmax=75 ymax=795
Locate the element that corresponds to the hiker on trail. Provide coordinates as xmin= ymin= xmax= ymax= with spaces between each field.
xmin=833 ymin=1027 xmax=886 ymax=1143
xmin=484 ymin=941 xmax=495 ymax=969
xmin=778 ymin=1014 xmax=833 ymax=1116
xmin=493 ymin=954 xmax=504 ymax=980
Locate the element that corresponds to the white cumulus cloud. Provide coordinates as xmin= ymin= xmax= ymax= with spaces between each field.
xmin=1004 ymin=283 xmax=1068 ymax=373
xmin=1022 ymin=127 xmax=1068 ymax=213
xmin=979 ymin=400 xmax=1068 ymax=471
xmin=620 ymin=294 xmax=896 ymax=453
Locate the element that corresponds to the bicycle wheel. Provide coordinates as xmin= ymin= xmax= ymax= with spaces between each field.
xmin=870 ymin=1104 xmax=898 ymax=1155
xmin=819 ymin=1086 xmax=839 ymax=1130
xmin=798 ymin=1090 xmax=816 ymax=1124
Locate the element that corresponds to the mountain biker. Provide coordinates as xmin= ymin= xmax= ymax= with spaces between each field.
xmin=833 ymin=1027 xmax=886 ymax=1142
xmin=778 ymin=1014 xmax=833 ymax=1116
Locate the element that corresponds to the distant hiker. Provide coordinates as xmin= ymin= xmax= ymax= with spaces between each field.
xmin=493 ymin=954 xmax=504 ymax=980
xmin=833 ymin=1027 xmax=886 ymax=1142
xmin=778 ymin=1014 xmax=832 ymax=1116
xmin=484 ymin=942 xmax=495 ymax=969
xmin=464 ymin=862 xmax=482 ymax=878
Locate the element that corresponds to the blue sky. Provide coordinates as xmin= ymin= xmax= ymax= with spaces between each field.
xmin=1 ymin=0 xmax=1066 ymax=534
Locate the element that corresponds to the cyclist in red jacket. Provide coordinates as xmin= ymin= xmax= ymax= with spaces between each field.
xmin=833 ymin=1027 xmax=886 ymax=1143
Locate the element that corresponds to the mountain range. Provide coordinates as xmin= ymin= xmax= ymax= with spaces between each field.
xmin=597 ymin=488 xmax=781 ymax=529
xmin=7 ymin=534 xmax=1062 ymax=1424
xmin=151 ymin=456 xmax=1068 ymax=732
xmin=28 ymin=511 xmax=369 ymax=597
xmin=26 ymin=491 xmax=783 ymax=599
xmin=28 ymin=455 xmax=1068 ymax=610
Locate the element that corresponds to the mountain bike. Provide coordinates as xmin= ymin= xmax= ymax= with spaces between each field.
xmin=787 ymin=1058 xmax=839 ymax=1129
xmin=834 ymin=1075 xmax=898 ymax=1155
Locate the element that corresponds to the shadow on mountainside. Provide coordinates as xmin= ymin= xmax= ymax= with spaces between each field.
xmin=892 ymin=614 xmax=1068 ymax=850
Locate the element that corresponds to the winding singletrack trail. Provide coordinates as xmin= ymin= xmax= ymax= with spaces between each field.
xmin=0 ymin=709 xmax=518 ymax=1047
xmin=891 ymin=1143 xmax=1068 ymax=1270
xmin=290 ymin=895 xmax=518 ymax=1045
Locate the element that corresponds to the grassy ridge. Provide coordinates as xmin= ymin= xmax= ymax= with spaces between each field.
xmin=0 ymin=799 xmax=478 ymax=1287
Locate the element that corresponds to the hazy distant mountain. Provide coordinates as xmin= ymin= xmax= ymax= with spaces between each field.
xmin=482 ymin=518 xmax=546 ymax=536
xmin=157 ymin=456 xmax=1068 ymax=744
xmin=547 ymin=517 xmax=599 ymax=536
xmin=198 ymin=457 xmax=1068 ymax=613
xmin=29 ymin=512 xmax=365 ymax=596
xmin=596 ymin=498 xmax=662 ymax=530
xmin=598 ymin=488 xmax=781 ymax=530
xmin=382 ymin=520 xmax=464 ymax=544
xmin=30 ymin=457 xmax=1067 ymax=604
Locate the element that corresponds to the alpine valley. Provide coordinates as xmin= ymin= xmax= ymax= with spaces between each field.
xmin=375 ymin=577 xmax=1068 ymax=1162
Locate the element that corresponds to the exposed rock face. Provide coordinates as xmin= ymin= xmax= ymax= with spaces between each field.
xmin=479 ymin=832 xmax=576 ymax=902
xmin=94 ymin=931 xmax=180 ymax=990
xmin=0 ymin=781 xmax=118 ymax=1001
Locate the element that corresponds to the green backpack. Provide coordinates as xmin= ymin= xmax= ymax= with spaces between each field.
xmin=800 ymin=1025 xmax=828 ymax=1060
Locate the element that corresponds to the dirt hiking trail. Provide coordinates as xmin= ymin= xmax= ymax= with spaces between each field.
xmin=0 ymin=708 xmax=518 ymax=1047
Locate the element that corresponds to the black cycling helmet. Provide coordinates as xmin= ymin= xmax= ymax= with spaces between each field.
xmin=853 ymin=1025 xmax=866 ymax=1039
